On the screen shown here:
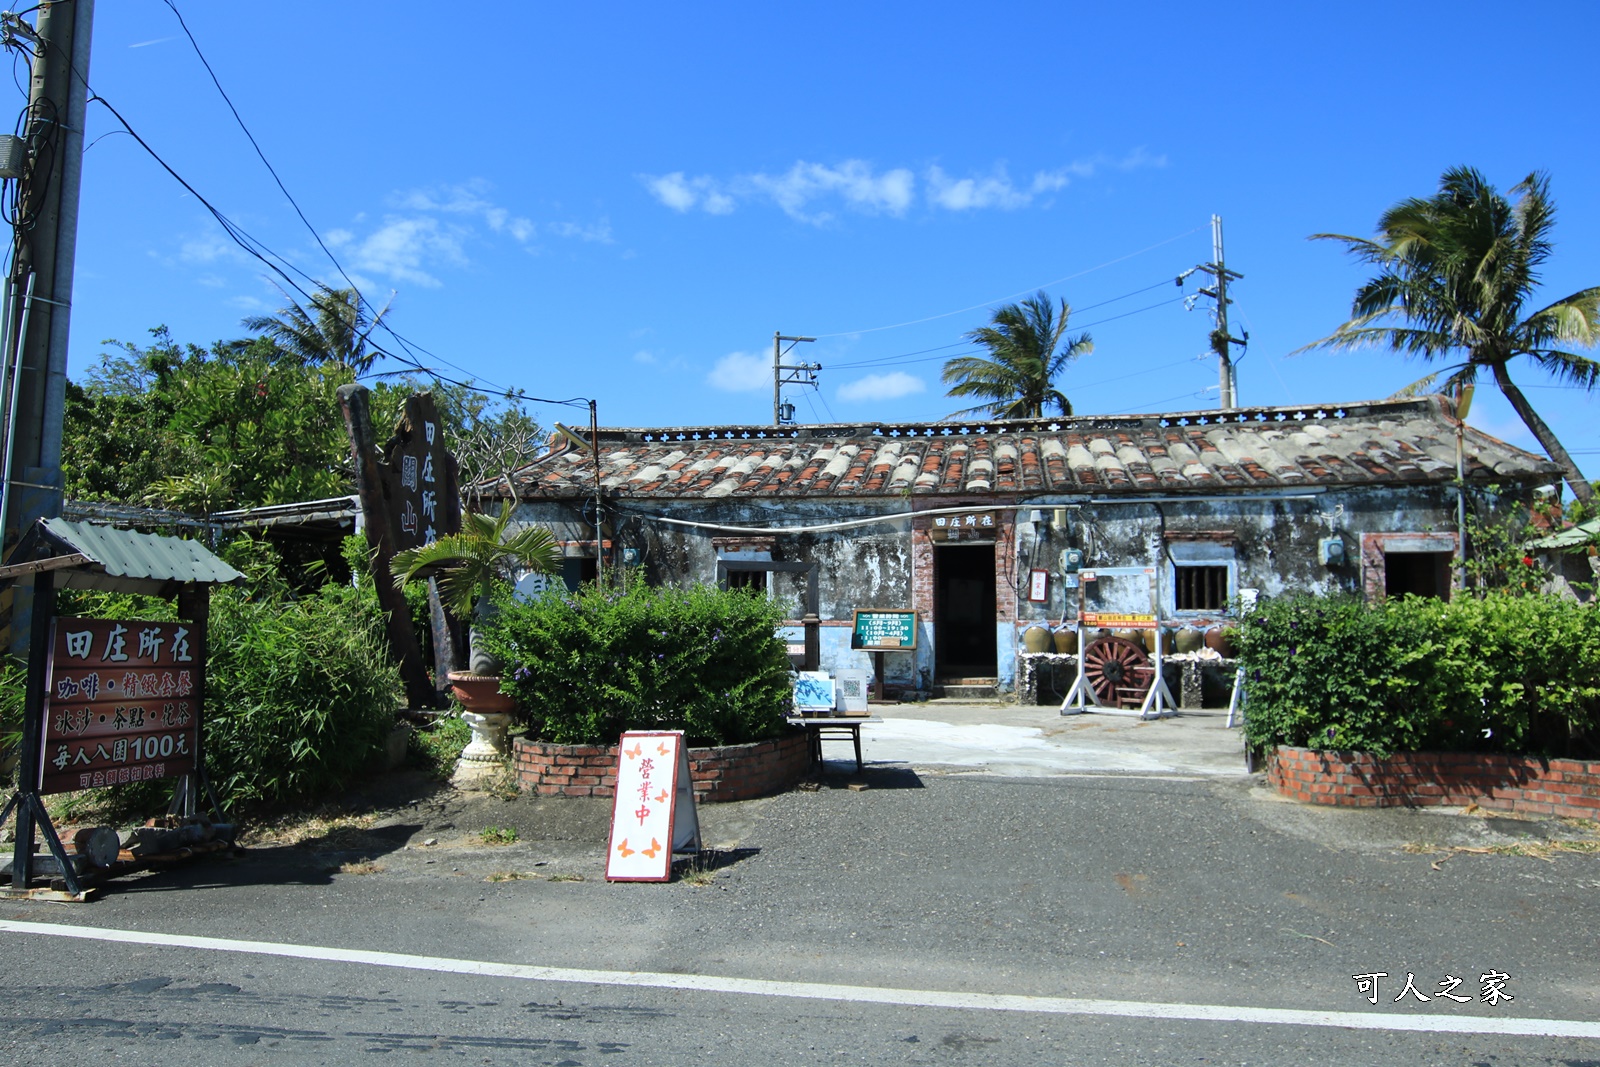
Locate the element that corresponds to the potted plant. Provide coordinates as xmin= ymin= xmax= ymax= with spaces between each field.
xmin=391 ymin=503 xmax=560 ymax=773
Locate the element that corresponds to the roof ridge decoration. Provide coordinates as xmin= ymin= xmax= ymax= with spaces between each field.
xmin=597 ymin=397 xmax=1436 ymax=445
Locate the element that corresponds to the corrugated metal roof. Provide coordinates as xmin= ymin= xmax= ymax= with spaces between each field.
xmin=505 ymin=396 xmax=1560 ymax=501
xmin=40 ymin=518 xmax=245 ymax=594
xmin=1527 ymin=516 xmax=1600 ymax=550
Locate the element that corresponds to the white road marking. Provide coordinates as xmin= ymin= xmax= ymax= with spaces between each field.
xmin=3 ymin=919 xmax=1596 ymax=1040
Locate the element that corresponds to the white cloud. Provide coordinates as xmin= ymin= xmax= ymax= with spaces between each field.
xmin=548 ymin=218 xmax=615 ymax=244
xmin=641 ymin=172 xmax=735 ymax=215
xmin=392 ymin=180 xmax=536 ymax=243
xmin=706 ymin=351 xmax=771 ymax=392
xmin=327 ymin=216 xmax=466 ymax=288
xmin=925 ymin=165 xmax=1032 ymax=211
xmin=743 ymin=160 xmax=915 ymax=222
xmin=633 ymin=350 xmax=657 ymax=364
xmin=838 ymin=372 xmax=925 ymax=403
xmin=646 ymin=151 xmax=1162 ymax=220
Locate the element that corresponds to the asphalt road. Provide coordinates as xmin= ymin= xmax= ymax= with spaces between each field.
xmin=2 ymin=766 xmax=1598 ymax=1066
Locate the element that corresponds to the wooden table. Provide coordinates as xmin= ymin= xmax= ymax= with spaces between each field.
xmin=788 ymin=715 xmax=878 ymax=772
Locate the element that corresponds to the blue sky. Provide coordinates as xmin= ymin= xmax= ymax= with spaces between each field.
xmin=63 ymin=2 xmax=1600 ymax=478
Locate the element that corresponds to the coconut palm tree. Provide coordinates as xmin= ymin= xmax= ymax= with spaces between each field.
xmin=243 ymin=285 xmax=392 ymax=376
xmin=1304 ymin=166 xmax=1600 ymax=502
xmin=942 ymin=292 xmax=1092 ymax=419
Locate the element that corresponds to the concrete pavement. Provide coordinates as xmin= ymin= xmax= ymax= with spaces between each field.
xmin=837 ymin=701 xmax=1250 ymax=778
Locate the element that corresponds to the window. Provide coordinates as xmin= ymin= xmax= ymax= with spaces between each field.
xmin=1174 ymin=565 xmax=1229 ymax=611
xmin=1165 ymin=540 xmax=1236 ymax=615
xmin=1384 ymin=551 xmax=1451 ymax=599
xmin=726 ymin=568 xmax=767 ymax=593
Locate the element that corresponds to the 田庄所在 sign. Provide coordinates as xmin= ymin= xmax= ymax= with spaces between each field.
xmin=38 ymin=618 xmax=201 ymax=795
xmin=851 ymin=609 xmax=918 ymax=651
xmin=929 ymin=511 xmax=995 ymax=541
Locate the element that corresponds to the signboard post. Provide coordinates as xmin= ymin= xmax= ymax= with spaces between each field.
xmin=605 ymin=731 xmax=701 ymax=882
xmin=851 ymin=609 xmax=918 ymax=702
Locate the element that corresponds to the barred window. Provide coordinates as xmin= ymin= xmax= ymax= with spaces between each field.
xmin=1174 ymin=565 xmax=1229 ymax=612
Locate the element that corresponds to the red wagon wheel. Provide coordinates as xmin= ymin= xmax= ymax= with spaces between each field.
xmin=1081 ymin=636 xmax=1154 ymax=708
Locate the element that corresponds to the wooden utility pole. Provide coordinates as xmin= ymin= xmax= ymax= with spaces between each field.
xmin=2 ymin=0 xmax=95 ymax=659
xmin=1194 ymin=215 xmax=1245 ymax=410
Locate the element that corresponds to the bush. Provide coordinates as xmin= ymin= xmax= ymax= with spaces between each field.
xmin=1239 ymin=592 xmax=1600 ymax=758
xmin=202 ymin=538 xmax=402 ymax=807
xmin=480 ymin=582 xmax=793 ymax=747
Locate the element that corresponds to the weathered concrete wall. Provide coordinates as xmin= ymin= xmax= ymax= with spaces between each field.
xmin=515 ymin=483 xmax=1503 ymax=696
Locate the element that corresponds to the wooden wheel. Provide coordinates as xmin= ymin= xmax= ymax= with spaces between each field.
xmin=1082 ymin=636 xmax=1154 ymax=708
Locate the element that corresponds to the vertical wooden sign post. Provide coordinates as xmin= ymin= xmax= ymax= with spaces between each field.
xmin=605 ymin=731 xmax=701 ymax=882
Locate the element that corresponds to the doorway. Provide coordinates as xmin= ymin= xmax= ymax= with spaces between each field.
xmin=934 ymin=543 xmax=997 ymax=677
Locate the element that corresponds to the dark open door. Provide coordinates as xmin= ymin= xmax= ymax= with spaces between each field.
xmin=933 ymin=543 xmax=996 ymax=677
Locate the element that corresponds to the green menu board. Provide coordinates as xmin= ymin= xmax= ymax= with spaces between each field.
xmin=851 ymin=610 xmax=918 ymax=651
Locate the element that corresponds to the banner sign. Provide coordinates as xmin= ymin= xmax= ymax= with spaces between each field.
xmin=851 ymin=609 xmax=918 ymax=651
xmin=606 ymin=731 xmax=701 ymax=882
xmin=1082 ymin=612 xmax=1159 ymax=630
xmin=38 ymin=618 xmax=201 ymax=795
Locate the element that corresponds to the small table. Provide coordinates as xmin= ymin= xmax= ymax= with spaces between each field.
xmin=788 ymin=715 xmax=878 ymax=772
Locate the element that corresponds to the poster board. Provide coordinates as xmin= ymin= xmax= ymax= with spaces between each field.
xmin=851 ymin=609 xmax=918 ymax=651
xmin=38 ymin=619 xmax=200 ymax=795
xmin=605 ymin=731 xmax=701 ymax=882
xmin=793 ymin=672 xmax=836 ymax=713
xmin=833 ymin=668 xmax=870 ymax=715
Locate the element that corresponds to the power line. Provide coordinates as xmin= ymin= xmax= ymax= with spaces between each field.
xmin=812 ymin=224 xmax=1209 ymax=338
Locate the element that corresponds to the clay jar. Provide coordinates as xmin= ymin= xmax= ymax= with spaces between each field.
xmin=1174 ymin=628 xmax=1205 ymax=654
xmin=1204 ymin=626 xmax=1238 ymax=658
xmin=1022 ymin=625 xmax=1052 ymax=653
xmin=1053 ymin=628 xmax=1078 ymax=654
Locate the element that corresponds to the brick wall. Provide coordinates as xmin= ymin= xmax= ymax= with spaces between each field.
xmin=1268 ymin=746 xmax=1600 ymax=819
xmin=513 ymin=729 xmax=811 ymax=802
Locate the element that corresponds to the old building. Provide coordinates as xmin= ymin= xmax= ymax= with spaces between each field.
xmin=502 ymin=395 xmax=1557 ymax=697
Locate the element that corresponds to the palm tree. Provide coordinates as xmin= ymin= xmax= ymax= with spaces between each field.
xmin=243 ymin=284 xmax=392 ymax=376
xmin=942 ymin=292 xmax=1093 ymax=419
xmin=390 ymin=503 xmax=562 ymax=674
xmin=1304 ymin=166 xmax=1600 ymax=502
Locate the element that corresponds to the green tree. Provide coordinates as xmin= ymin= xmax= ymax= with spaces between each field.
xmin=242 ymin=284 xmax=390 ymax=375
xmin=941 ymin=291 xmax=1092 ymax=418
xmin=1304 ymin=166 xmax=1600 ymax=502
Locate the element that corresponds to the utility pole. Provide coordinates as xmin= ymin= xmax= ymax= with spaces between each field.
xmin=1192 ymin=214 xmax=1245 ymax=409
xmin=1 ymin=0 xmax=95 ymax=657
xmin=772 ymin=332 xmax=817 ymax=425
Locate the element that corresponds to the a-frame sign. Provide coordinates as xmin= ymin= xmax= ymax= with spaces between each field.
xmin=0 ymin=518 xmax=244 ymax=900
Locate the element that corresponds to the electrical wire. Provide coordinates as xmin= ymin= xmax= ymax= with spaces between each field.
xmin=160 ymin=0 xmax=368 ymax=315
xmin=812 ymin=224 xmax=1209 ymax=338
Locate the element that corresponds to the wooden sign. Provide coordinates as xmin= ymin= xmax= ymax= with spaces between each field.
xmin=929 ymin=511 xmax=996 ymax=541
xmin=605 ymin=731 xmax=701 ymax=882
xmin=851 ymin=609 xmax=918 ymax=651
xmin=38 ymin=619 xmax=200 ymax=795
xmin=382 ymin=392 xmax=461 ymax=552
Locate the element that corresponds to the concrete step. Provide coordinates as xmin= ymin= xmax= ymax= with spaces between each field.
xmin=934 ymin=678 xmax=998 ymax=700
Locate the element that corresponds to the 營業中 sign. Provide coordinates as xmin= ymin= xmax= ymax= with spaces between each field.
xmin=605 ymin=731 xmax=701 ymax=882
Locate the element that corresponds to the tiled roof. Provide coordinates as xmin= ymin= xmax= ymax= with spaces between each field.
xmin=508 ymin=397 xmax=1559 ymax=501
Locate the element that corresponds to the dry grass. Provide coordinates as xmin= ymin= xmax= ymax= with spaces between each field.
xmin=546 ymin=872 xmax=584 ymax=882
xmin=241 ymin=807 xmax=378 ymax=848
xmin=338 ymin=860 xmax=385 ymax=875
xmin=485 ymin=870 xmax=536 ymax=883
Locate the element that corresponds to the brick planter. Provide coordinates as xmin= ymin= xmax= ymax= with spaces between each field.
xmin=1268 ymin=746 xmax=1600 ymax=819
xmin=513 ymin=729 xmax=811 ymax=802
